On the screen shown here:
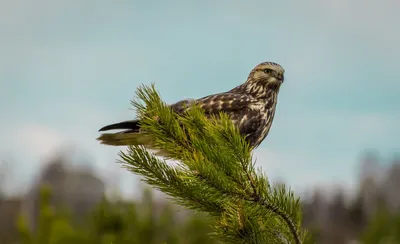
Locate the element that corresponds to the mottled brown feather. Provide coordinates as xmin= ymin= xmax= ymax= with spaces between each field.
xmin=98 ymin=61 xmax=285 ymax=150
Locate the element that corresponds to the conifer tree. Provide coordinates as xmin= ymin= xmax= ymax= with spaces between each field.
xmin=117 ymin=84 xmax=308 ymax=244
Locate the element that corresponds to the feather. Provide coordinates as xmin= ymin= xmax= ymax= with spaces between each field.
xmin=97 ymin=61 xmax=285 ymax=150
xmin=97 ymin=120 xmax=152 ymax=146
xmin=99 ymin=120 xmax=140 ymax=132
xmin=96 ymin=132 xmax=153 ymax=146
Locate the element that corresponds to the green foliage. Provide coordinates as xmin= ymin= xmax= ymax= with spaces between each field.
xmin=17 ymin=184 xmax=83 ymax=244
xmin=360 ymin=205 xmax=400 ymax=244
xmin=118 ymin=84 xmax=307 ymax=243
xmin=16 ymin=185 xmax=217 ymax=244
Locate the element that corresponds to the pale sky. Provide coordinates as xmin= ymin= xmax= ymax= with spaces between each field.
xmin=1 ymin=0 xmax=399 ymax=198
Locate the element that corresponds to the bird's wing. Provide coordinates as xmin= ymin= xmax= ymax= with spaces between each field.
xmin=98 ymin=93 xmax=258 ymax=150
xmin=169 ymin=93 xmax=262 ymax=144
xmin=169 ymin=92 xmax=257 ymax=116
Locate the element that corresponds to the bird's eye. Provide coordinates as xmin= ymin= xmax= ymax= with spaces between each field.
xmin=263 ymin=69 xmax=274 ymax=74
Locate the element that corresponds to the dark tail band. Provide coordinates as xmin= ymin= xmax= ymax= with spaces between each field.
xmin=98 ymin=120 xmax=140 ymax=132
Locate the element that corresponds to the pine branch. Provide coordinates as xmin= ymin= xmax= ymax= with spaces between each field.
xmin=117 ymin=84 xmax=308 ymax=244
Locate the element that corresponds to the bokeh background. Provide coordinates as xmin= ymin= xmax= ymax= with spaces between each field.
xmin=1 ymin=1 xmax=399 ymax=243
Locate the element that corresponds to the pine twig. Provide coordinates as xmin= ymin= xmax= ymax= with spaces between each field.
xmin=115 ymin=84 xmax=306 ymax=244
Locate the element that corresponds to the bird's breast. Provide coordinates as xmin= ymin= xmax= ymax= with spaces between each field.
xmin=247 ymin=101 xmax=265 ymax=111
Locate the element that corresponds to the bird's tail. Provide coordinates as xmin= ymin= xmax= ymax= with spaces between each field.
xmin=97 ymin=120 xmax=154 ymax=146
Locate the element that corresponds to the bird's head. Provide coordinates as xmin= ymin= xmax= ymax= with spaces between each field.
xmin=231 ymin=61 xmax=285 ymax=98
xmin=248 ymin=62 xmax=285 ymax=88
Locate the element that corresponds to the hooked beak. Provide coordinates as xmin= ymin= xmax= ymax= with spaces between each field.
xmin=279 ymin=74 xmax=284 ymax=83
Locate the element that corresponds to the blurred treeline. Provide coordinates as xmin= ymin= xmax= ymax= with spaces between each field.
xmin=0 ymin=155 xmax=216 ymax=244
xmin=0 ymin=150 xmax=400 ymax=244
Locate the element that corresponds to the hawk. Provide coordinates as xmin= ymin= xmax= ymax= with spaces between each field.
xmin=97 ymin=62 xmax=284 ymax=153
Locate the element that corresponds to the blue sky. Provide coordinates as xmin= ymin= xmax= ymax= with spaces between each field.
xmin=1 ymin=0 xmax=399 ymax=198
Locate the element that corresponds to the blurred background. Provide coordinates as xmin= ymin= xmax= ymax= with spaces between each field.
xmin=0 ymin=0 xmax=399 ymax=243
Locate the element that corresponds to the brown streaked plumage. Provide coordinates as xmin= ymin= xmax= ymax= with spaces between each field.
xmin=97 ymin=61 xmax=285 ymax=154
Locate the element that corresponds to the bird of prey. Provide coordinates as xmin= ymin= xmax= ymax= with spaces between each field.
xmin=97 ymin=61 xmax=284 ymax=153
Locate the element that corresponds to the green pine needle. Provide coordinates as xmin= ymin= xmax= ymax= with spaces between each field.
xmin=117 ymin=84 xmax=307 ymax=244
